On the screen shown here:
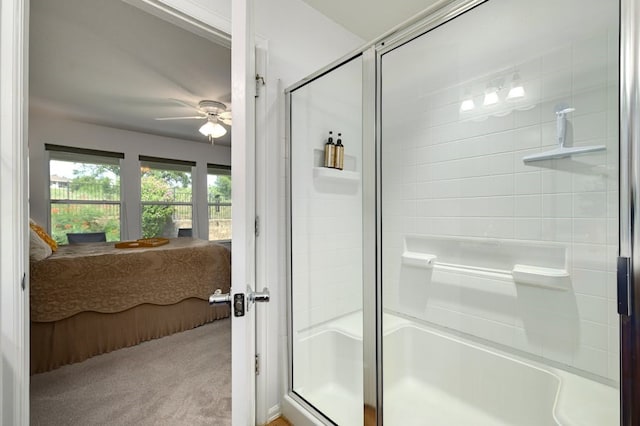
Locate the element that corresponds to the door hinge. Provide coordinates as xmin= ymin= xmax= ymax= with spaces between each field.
xmin=21 ymin=273 xmax=26 ymax=290
xmin=255 ymin=216 xmax=260 ymax=237
xmin=255 ymin=74 xmax=265 ymax=98
xmin=255 ymin=353 xmax=260 ymax=375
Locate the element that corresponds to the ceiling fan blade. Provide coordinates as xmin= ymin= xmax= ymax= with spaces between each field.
xmin=219 ymin=111 xmax=232 ymax=120
xmin=168 ymin=98 xmax=199 ymax=110
xmin=219 ymin=117 xmax=232 ymax=126
xmin=155 ymin=116 xmax=206 ymax=121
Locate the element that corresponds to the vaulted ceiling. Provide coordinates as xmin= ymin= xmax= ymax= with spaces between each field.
xmin=29 ymin=0 xmax=232 ymax=145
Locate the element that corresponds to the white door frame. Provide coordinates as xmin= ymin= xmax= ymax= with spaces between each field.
xmin=0 ymin=0 xmax=30 ymax=424
xmin=0 ymin=0 xmax=267 ymax=424
xmin=231 ymin=0 xmax=258 ymax=424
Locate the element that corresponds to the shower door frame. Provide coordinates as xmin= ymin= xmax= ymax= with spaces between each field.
xmin=284 ymin=0 xmax=640 ymax=424
xmin=284 ymin=51 xmax=368 ymax=426
xmin=374 ymin=0 xmax=639 ymax=423
xmin=370 ymin=3 xmax=490 ymax=425
xmin=284 ymin=3 xmax=492 ymax=423
xmin=619 ymin=0 xmax=640 ymax=424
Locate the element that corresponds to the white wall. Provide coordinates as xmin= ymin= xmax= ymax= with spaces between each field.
xmin=28 ymin=111 xmax=231 ymax=240
xmin=381 ymin=0 xmax=618 ymax=381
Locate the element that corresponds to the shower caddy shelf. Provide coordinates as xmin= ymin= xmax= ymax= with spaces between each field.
xmin=312 ymin=148 xmax=360 ymax=185
xmin=522 ymin=106 xmax=606 ymax=163
xmin=312 ymin=166 xmax=360 ymax=184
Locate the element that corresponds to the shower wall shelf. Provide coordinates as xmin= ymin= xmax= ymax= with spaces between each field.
xmin=402 ymin=235 xmax=570 ymax=291
xmin=313 ymin=167 xmax=360 ymax=184
xmin=523 ymin=105 xmax=606 ymax=163
xmin=522 ymin=145 xmax=606 ymax=163
xmin=401 ymin=251 xmax=437 ymax=268
xmin=512 ymin=264 xmax=570 ymax=289
xmin=401 ymin=251 xmax=570 ymax=291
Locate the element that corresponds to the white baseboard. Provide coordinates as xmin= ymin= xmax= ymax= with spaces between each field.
xmin=267 ymin=404 xmax=281 ymax=423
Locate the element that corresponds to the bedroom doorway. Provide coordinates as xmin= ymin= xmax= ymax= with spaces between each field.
xmin=20 ymin=0 xmax=265 ymax=424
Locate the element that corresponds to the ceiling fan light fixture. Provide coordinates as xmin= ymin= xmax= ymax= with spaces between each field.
xmin=199 ymin=117 xmax=227 ymax=139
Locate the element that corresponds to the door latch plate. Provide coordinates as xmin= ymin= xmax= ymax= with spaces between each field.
xmin=234 ymin=293 xmax=245 ymax=317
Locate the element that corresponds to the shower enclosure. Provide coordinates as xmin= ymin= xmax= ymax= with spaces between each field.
xmin=286 ymin=0 xmax=638 ymax=424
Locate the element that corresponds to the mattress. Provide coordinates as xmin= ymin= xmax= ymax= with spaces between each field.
xmin=30 ymin=237 xmax=231 ymax=322
xmin=29 ymin=237 xmax=231 ymax=373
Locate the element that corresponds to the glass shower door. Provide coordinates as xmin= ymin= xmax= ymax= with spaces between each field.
xmin=288 ymin=56 xmax=364 ymax=425
xmin=380 ymin=0 xmax=620 ymax=424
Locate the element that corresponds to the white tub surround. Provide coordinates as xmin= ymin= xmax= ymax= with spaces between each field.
xmin=381 ymin=3 xmax=620 ymax=378
xmin=295 ymin=312 xmax=618 ymax=426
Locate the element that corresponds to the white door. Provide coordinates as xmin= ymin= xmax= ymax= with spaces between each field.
xmin=0 ymin=0 xmax=264 ymax=423
xmin=229 ymin=0 xmax=269 ymax=424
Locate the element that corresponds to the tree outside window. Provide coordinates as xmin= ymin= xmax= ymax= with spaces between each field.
xmin=140 ymin=159 xmax=193 ymax=238
xmin=207 ymin=165 xmax=231 ymax=241
xmin=49 ymin=150 xmax=122 ymax=245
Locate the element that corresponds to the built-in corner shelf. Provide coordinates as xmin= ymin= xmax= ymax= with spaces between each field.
xmin=313 ymin=167 xmax=360 ymax=185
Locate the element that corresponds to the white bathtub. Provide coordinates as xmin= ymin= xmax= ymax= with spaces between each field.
xmin=293 ymin=327 xmax=364 ymax=425
xmin=292 ymin=313 xmax=618 ymax=426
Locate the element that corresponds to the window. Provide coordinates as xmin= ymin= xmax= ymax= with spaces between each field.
xmin=140 ymin=156 xmax=194 ymax=238
xmin=47 ymin=144 xmax=123 ymax=244
xmin=207 ymin=164 xmax=231 ymax=241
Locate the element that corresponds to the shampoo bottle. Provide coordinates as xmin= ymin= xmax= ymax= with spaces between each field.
xmin=324 ymin=131 xmax=335 ymax=168
xmin=334 ymin=133 xmax=344 ymax=170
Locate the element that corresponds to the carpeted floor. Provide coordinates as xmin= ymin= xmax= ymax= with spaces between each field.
xmin=31 ymin=318 xmax=231 ymax=426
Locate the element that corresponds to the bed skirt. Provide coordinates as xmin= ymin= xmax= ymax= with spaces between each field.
xmin=31 ymin=298 xmax=230 ymax=374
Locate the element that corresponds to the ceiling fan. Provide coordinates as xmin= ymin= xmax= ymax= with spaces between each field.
xmin=155 ymin=99 xmax=232 ymax=143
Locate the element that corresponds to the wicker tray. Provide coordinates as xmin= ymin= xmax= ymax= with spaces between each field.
xmin=115 ymin=238 xmax=170 ymax=249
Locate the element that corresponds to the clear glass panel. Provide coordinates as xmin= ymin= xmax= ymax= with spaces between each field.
xmin=381 ymin=0 xmax=619 ymax=424
xmin=50 ymin=204 xmax=120 ymax=244
xmin=207 ymin=172 xmax=232 ymax=240
xmin=50 ymin=160 xmax=121 ymax=201
xmin=49 ymin=158 xmax=121 ymax=244
xmin=141 ymin=165 xmax=192 ymax=238
xmin=290 ymin=56 xmax=363 ymax=425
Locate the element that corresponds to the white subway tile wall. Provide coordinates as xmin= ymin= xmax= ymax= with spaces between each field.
xmin=290 ymin=57 xmax=363 ymax=332
xmin=382 ymin=30 xmax=619 ymax=380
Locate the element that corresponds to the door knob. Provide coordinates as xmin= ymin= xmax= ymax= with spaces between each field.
xmin=248 ymin=287 xmax=270 ymax=304
xmin=209 ymin=289 xmax=231 ymax=305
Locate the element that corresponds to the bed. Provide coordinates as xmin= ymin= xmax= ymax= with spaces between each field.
xmin=29 ymin=237 xmax=231 ymax=374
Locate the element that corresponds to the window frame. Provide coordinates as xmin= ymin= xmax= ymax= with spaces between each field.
xmin=207 ymin=163 xmax=232 ymax=242
xmin=139 ymin=155 xmax=196 ymax=238
xmin=46 ymin=144 xmax=124 ymax=243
